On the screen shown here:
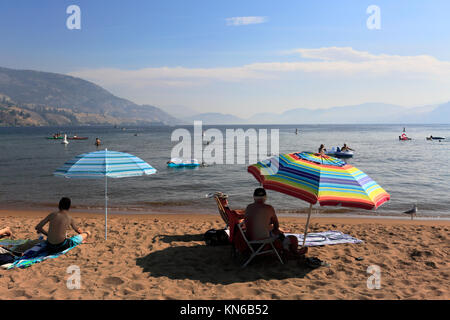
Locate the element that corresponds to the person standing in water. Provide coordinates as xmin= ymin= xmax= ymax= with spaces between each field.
xmin=95 ymin=138 xmax=101 ymax=147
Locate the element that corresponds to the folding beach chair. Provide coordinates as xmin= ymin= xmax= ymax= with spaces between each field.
xmin=235 ymin=221 xmax=284 ymax=268
xmin=213 ymin=192 xmax=245 ymax=243
xmin=213 ymin=192 xmax=231 ymax=226
xmin=212 ymin=192 xmax=284 ymax=267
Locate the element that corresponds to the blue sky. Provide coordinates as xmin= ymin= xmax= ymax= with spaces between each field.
xmin=1 ymin=0 xmax=450 ymax=117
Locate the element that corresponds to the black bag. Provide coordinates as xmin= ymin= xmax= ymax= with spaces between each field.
xmin=0 ymin=253 xmax=15 ymax=266
xmin=204 ymin=228 xmax=229 ymax=246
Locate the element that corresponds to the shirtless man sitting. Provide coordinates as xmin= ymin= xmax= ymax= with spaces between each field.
xmin=35 ymin=197 xmax=91 ymax=254
xmin=244 ymin=188 xmax=307 ymax=258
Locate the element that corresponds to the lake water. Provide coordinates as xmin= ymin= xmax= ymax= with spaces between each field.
xmin=0 ymin=124 xmax=449 ymax=218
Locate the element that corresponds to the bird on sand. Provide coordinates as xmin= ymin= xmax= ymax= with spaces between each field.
xmin=404 ymin=204 xmax=418 ymax=220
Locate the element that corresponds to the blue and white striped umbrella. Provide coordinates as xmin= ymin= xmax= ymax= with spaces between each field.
xmin=54 ymin=149 xmax=156 ymax=178
xmin=54 ymin=149 xmax=156 ymax=239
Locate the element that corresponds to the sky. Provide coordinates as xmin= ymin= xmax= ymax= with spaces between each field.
xmin=1 ymin=0 xmax=450 ymax=117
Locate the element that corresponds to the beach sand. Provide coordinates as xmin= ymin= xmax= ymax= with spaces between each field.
xmin=0 ymin=209 xmax=448 ymax=300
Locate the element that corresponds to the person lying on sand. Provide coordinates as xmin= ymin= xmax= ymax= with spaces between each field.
xmin=35 ymin=197 xmax=91 ymax=254
xmin=244 ymin=188 xmax=307 ymax=259
xmin=0 ymin=227 xmax=12 ymax=239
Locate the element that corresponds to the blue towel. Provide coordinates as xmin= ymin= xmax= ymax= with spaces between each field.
xmin=7 ymin=235 xmax=83 ymax=269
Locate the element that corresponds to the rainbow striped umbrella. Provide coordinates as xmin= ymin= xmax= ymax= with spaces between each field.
xmin=248 ymin=152 xmax=390 ymax=246
xmin=54 ymin=149 xmax=156 ymax=239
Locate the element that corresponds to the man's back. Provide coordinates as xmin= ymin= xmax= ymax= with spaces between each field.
xmin=244 ymin=202 xmax=277 ymax=240
xmin=47 ymin=211 xmax=72 ymax=244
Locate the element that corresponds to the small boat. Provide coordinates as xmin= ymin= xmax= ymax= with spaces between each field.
xmin=68 ymin=136 xmax=89 ymax=140
xmin=426 ymin=136 xmax=445 ymax=141
xmin=167 ymin=158 xmax=200 ymax=168
xmin=46 ymin=136 xmax=88 ymax=140
xmin=326 ymin=147 xmax=354 ymax=158
xmin=399 ymin=133 xmax=411 ymax=141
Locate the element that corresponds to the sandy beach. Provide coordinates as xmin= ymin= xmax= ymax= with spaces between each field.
xmin=0 ymin=209 xmax=448 ymax=300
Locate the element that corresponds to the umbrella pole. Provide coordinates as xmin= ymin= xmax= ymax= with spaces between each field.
xmin=302 ymin=203 xmax=313 ymax=247
xmin=105 ymin=175 xmax=108 ymax=240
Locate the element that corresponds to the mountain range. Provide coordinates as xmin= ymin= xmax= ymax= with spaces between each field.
xmin=0 ymin=67 xmax=178 ymax=126
xmin=1 ymin=66 xmax=449 ymax=126
xmin=171 ymin=102 xmax=450 ymax=124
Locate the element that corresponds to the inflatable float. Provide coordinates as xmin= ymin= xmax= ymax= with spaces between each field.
xmin=167 ymin=158 xmax=200 ymax=168
xmin=325 ymin=147 xmax=354 ymax=158
xmin=399 ymin=133 xmax=411 ymax=141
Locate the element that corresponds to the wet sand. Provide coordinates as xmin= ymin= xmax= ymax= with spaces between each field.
xmin=0 ymin=209 xmax=448 ymax=300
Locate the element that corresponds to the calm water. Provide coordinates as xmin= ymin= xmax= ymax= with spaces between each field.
xmin=0 ymin=124 xmax=449 ymax=217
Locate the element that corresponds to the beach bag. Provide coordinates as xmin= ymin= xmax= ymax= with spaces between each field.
xmin=204 ymin=228 xmax=229 ymax=246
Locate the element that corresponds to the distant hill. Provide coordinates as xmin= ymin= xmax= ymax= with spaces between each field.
xmin=423 ymin=102 xmax=450 ymax=123
xmin=164 ymin=105 xmax=201 ymax=119
xmin=2 ymin=66 xmax=448 ymax=126
xmin=0 ymin=67 xmax=179 ymax=126
xmin=245 ymin=102 xmax=450 ymax=124
xmin=183 ymin=112 xmax=245 ymax=125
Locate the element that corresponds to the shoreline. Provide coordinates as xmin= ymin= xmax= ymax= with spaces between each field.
xmin=1 ymin=208 xmax=450 ymax=222
xmin=1 ymin=209 xmax=450 ymax=225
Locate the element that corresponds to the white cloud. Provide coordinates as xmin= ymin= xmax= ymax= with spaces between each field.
xmin=67 ymin=48 xmax=450 ymax=117
xmin=70 ymin=48 xmax=450 ymax=89
xmin=294 ymin=47 xmax=380 ymax=62
xmin=70 ymin=66 xmax=273 ymax=89
xmin=225 ymin=16 xmax=268 ymax=26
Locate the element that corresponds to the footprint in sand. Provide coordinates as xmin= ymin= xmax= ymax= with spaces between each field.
xmin=103 ymin=276 xmax=125 ymax=286
xmin=12 ymin=289 xmax=32 ymax=299
xmin=425 ymin=261 xmax=437 ymax=269
xmin=129 ymin=282 xmax=145 ymax=291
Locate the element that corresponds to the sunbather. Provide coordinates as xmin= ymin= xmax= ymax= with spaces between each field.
xmin=0 ymin=227 xmax=12 ymax=239
xmin=35 ymin=197 xmax=91 ymax=254
xmin=0 ymin=227 xmax=15 ymax=266
xmin=244 ymin=188 xmax=307 ymax=258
